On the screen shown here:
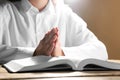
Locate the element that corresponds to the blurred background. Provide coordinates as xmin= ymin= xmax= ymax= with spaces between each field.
xmin=65 ymin=0 xmax=120 ymax=59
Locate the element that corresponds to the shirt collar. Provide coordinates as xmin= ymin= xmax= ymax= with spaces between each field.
xmin=21 ymin=0 xmax=56 ymax=15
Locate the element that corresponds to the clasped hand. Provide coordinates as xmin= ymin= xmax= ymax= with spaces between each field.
xmin=33 ymin=28 xmax=64 ymax=57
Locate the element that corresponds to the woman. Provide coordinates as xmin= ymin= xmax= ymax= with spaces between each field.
xmin=0 ymin=0 xmax=108 ymax=64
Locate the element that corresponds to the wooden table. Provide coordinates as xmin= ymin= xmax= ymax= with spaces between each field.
xmin=1 ymin=60 xmax=120 ymax=80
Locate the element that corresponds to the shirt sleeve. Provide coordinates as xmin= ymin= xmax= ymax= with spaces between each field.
xmin=0 ymin=3 xmax=35 ymax=64
xmin=0 ymin=45 xmax=35 ymax=64
xmin=62 ymin=7 xmax=108 ymax=60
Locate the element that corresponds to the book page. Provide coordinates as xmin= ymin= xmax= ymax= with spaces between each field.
xmin=3 ymin=56 xmax=52 ymax=72
xmin=3 ymin=56 xmax=82 ymax=72
xmin=77 ymin=59 xmax=120 ymax=71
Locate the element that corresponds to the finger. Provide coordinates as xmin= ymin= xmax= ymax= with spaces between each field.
xmin=44 ymin=34 xmax=57 ymax=53
xmin=39 ymin=28 xmax=58 ymax=48
xmin=48 ymin=28 xmax=58 ymax=40
xmin=40 ymin=40 xmax=55 ymax=56
xmin=42 ymin=29 xmax=52 ymax=40
xmin=41 ymin=35 xmax=57 ymax=56
xmin=47 ymin=41 xmax=55 ymax=54
xmin=44 ymin=28 xmax=58 ymax=44
xmin=42 ymin=29 xmax=54 ymax=43
xmin=52 ymin=27 xmax=59 ymax=37
xmin=55 ymin=27 xmax=59 ymax=34
xmin=46 ymin=42 xmax=56 ymax=56
xmin=49 ymin=34 xmax=58 ymax=44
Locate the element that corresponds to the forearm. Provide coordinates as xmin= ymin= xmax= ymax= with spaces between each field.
xmin=0 ymin=45 xmax=35 ymax=64
xmin=62 ymin=41 xmax=108 ymax=60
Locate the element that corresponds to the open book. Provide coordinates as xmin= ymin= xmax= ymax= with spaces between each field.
xmin=3 ymin=56 xmax=120 ymax=72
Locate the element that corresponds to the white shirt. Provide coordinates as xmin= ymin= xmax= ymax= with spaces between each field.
xmin=0 ymin=0 xmax=108 ymax=64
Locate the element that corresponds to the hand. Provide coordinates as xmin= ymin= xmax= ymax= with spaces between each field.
xmin=33 ymin=28 xmax=58 ymax=56
xmin=51 ymin=31 xmax=65 ymax=57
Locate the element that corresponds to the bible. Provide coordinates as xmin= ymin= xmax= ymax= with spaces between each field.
xmin=3 ymin=56 xmax=120 ymax=72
